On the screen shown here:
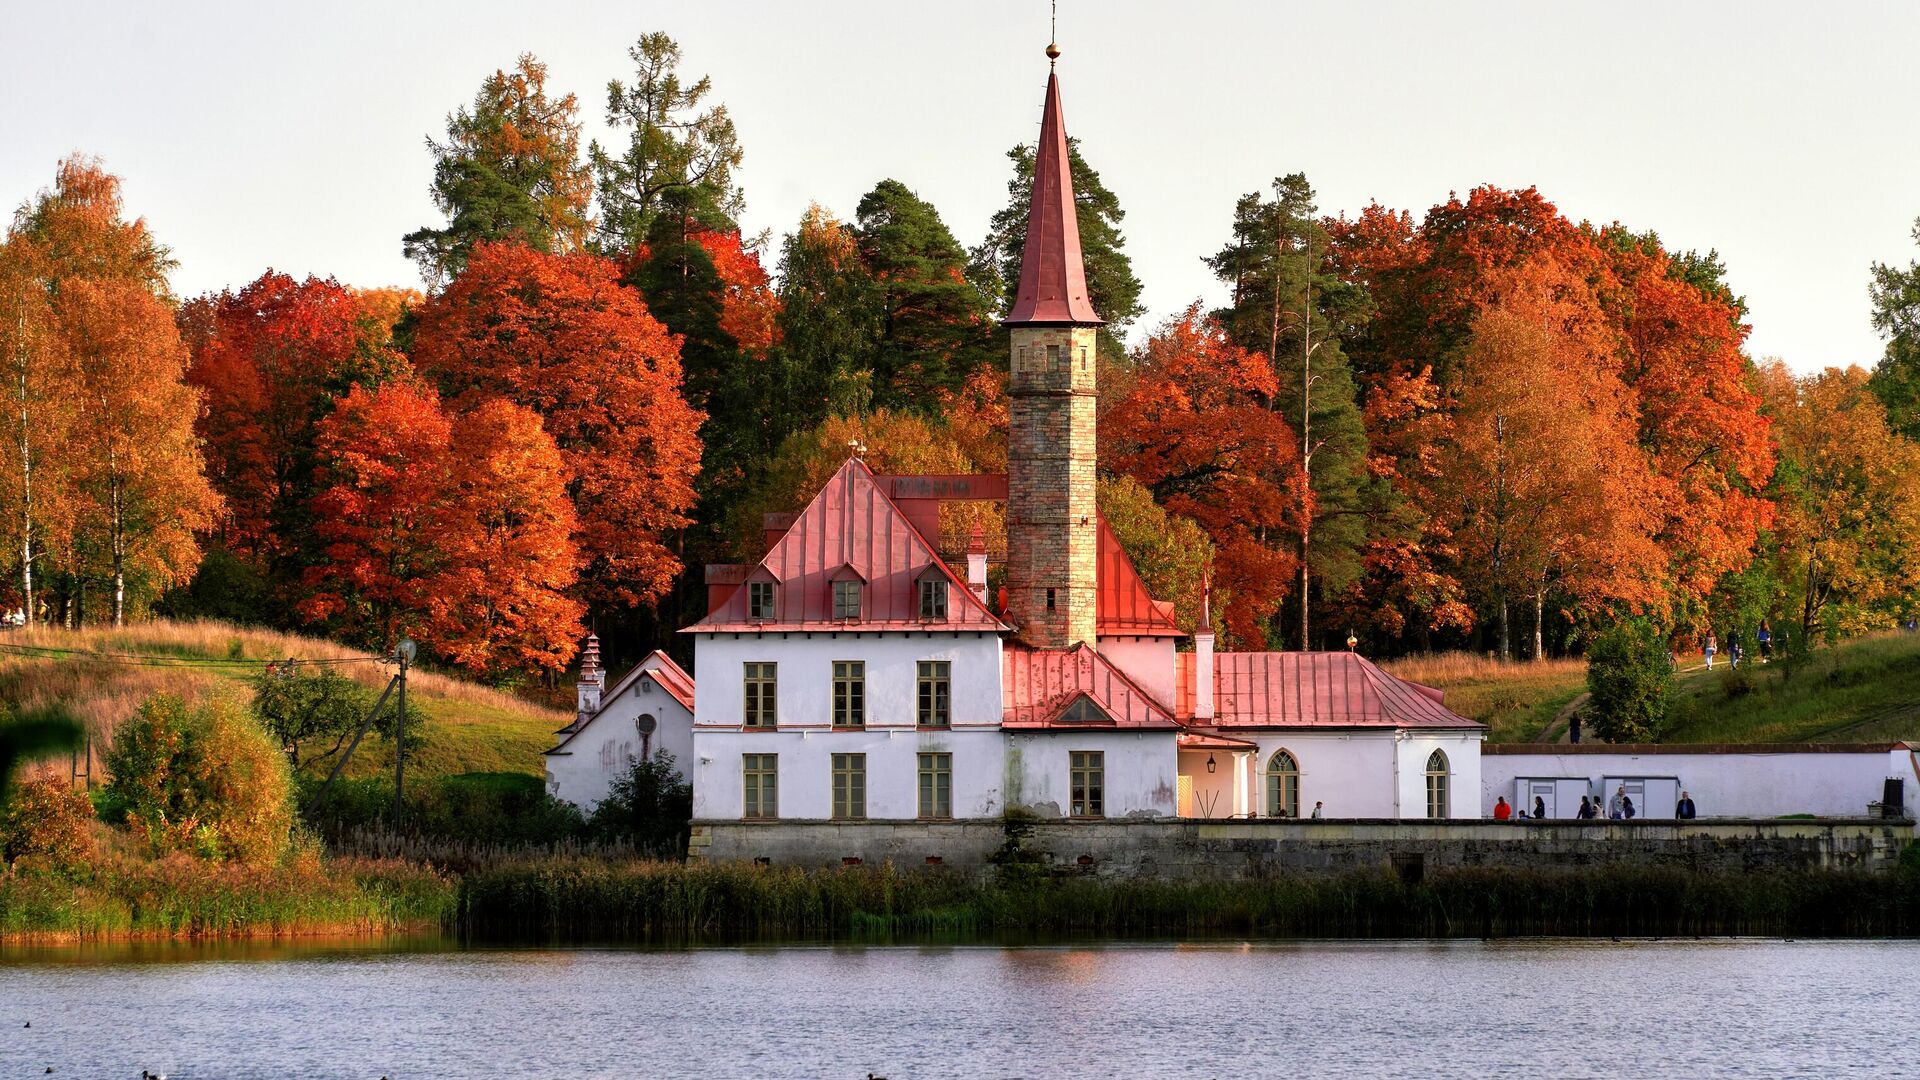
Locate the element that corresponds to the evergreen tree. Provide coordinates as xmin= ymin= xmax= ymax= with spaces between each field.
xmin=403 ymin=55 xmax=593 ymax=288
xmin=776 ymin=204 xmax=881 ymax=422
xmin=854 ymin=179 xmax=993 ymax=407
xmin=1869 ymin=216 xmax=1920 ymax=439
xmin=1205 ymin=174 xmax=1381 ymax=648
xmin=973 ymin=136 xmax=1144 ymax=359
xmin=591 ymin=33 xmax=744 ymax=252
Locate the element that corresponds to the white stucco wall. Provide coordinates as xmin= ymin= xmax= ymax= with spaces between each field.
xmin=692 ymin=631 xmax=1004 ymax=730
xmin=546 ymin=674 xmax=694 ymax=812
xmin=691 ymin=727 xmax=1006 ymax=820
xmin=1397 ymin=732 xmax=1484 ymax=820
xmin=1482 ymin=748 xmax=1920 ymax=819
xmin=1098 ymin=636 xmax=1178 ymax=709
xmin=1006 ymin=731 xmax=1179 ymax=819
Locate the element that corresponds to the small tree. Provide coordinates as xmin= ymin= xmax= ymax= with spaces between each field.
xmin=1586 ymin=617 xmax=1672 ymax=742
xmin=0 ymin=775 xmax=93 ymax=870
xmin=101 ymin=693 xmax=294 ymax=864
xmin=590 ymin=751 xmax=692 ymax=856
xmin=250 ymin=666 xmax=370 ymax=769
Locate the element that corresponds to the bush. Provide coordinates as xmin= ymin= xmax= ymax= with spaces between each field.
xmin=100 ymin=693 xmax=295 ymax=865
xmin=1586 ymin=617 xmax=1672 ymax=742
xmin=590 ymin=752 xmax=692 ymax=856
xmin=251 ymin=666 xmax=373 ymax=769
xmin=300 ymin=771 xmax=587 ymax=847
xmin=0 ymin=776 xmax=94 ymax=871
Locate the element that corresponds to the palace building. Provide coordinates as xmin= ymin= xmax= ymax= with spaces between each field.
xmin=547 ymin=47 xmax=1487 ymax=825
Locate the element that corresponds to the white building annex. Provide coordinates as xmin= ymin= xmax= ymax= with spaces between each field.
xmin=546 ymin=48 xmax=1490 ymax=823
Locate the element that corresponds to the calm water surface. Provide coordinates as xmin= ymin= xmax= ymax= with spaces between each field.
xmin=1 ymin=937 xmax=1913 ymax=1078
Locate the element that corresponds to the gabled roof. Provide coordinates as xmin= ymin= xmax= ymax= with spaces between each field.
xmin=1004 ymin=70 xmax=1102 ymax=327
xmin=687 ymin=458 xmax=1008 ymax=633
xmin=1003 ymin=642 xmax=1179 ymax=730
xmin=548 ymin=649 xmax=694 ymax=755
xmin=1174 ymin=651 xmax=1483 ymax=730
xmin=1096 ymin=515 xmax=1182 ymax=637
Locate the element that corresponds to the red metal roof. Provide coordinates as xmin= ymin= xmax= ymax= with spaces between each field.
xmin=1004 ymin=70 xmax=1102 ymax=327
xmin=1003 ymin=642 xmax=1179 ymax=729
xmin=1174 ymin=651 xmax=1483 ymax=730
xmin=1096 ymin=516 xmax=1182 ymax=637
xmin=549 ymin=649 xmax=695 ymax=753
xmin=688 ymin=458 xmax=1007 ymax=633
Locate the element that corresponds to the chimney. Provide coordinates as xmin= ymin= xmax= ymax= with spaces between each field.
xmin=575 ymin=633 xmax=604 ymax=727
xmin=967 ymin=523 xmax=989 ymax=604
xmin=1194 ymin=579 xmax=1215 ymax=721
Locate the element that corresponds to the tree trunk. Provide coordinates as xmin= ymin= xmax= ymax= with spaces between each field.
xmin=1532 ymin=585 xmax=1545 ymax=662
xmin=1497 ymin=592 xmax=1511 ymax=662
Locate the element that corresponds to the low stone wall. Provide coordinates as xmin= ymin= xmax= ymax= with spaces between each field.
xmin=687 ymin=817 xmax=1916 ymax=879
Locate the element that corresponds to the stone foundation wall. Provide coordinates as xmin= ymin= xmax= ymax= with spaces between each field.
xmin=688 ymin=818 xmax=1916 ymax=878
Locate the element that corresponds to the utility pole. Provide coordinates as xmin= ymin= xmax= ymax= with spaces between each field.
xmin=393 ymin=638 xmax=414 ymax=820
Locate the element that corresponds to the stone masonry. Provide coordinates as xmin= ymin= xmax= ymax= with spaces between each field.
xmin=1006 ymin=324 xmax=1100 ymax=649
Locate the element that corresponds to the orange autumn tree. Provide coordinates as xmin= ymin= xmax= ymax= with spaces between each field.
xmin=410 ymin=240 xmax=703 ymax=610
xmin=1102 ymin=304 xmax=1301 ymax=648
xmin=694 ymin=227 xmax=782 ymax=357
xmin=301 ymin=380 xmax=452 ymax=652
xmin=1425 ymin=261 xmax=1665 ymax=659
xmin=426 ymin=399 xmax=584 ymax=676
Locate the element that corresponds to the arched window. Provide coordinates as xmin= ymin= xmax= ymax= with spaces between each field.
xmin=1266 ymin=750 xmax=1300 ymax=818
xmin=1425 ymin=750 xmax=1450 ymax=819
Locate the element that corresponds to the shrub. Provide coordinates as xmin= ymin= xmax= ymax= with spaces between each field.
xmin=1586 ymin=617 xmax=1672 ymax=742
xmin=100 ymin=693 xmax=295 ymax=865
xmin=300 ymin=771 xmax=587 ymax=847
xmin=251 ymin=666 xmax=372 ymax=769
xmin=590 ymin=752 xmax=691 ymax=856
xmin=0 ymin=775 xmax=94 ymax=870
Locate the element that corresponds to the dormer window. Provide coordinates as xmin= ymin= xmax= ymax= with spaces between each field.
xmin=1057 ymin=695 xmax=1110 ymax=724
xmin=918 ymin=578 xmax=948 ymax=621
xmin=833 ymin=579 xmax=862 ymax=621
xmin=748 ymin=581 xmax=776 ymax=621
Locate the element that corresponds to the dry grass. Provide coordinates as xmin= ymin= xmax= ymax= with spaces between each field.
xmin=0 ymin=619 xmax=571 ymax=779
xmin=1382 ymin=652 xmax=1590 ymax=743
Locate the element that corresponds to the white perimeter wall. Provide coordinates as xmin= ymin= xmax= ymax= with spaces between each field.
xmin=1007 ymin=731 xmax=1179 ymax=819
xmin=1482 ymin=748 xmax=1920 ymax=819
xmin=546 ymin=681 xmax=693 ymax=812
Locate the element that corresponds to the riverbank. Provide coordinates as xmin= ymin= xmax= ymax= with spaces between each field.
xmin=7 ymin=851 xmax=1918 ymax=943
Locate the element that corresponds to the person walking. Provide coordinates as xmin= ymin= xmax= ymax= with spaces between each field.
xmin=1757 ymin=621 xmax=1772 ymax=663
xmin=1622 ymin=793 xmax=1637 ymax=819
xmin=1609 ymin=787 xmax=1626 ymax=820
xmin=1676 ymin=791 xmax=1697 ymax=819
xmin=1310 ymin=801 xmax=1324 ymax=819
xmin=1704 ymin=632 xmax=1717 ymax=670
xmin=1494 ymin=796 xmax=1512 ymax=821
xmin=1576 ymin=795 xmax=1596 ymax=820
xmin=1533 ymin=795 xmax=1547 ymax=820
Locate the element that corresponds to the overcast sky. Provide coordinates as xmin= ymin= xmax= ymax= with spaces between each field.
xmin=7 ymin=1 xmax=1916 ymax=372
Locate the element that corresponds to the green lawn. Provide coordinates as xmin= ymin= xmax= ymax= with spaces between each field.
xmin=1381 ymin=654 xmax=1589 ymax=743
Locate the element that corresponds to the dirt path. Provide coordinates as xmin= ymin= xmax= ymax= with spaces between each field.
xmin=1536 ymin=691 xmax=1590 ymax=743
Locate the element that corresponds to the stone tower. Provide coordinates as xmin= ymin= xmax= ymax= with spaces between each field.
xmin=1005 ymin=54 xmax=1103 ymax=650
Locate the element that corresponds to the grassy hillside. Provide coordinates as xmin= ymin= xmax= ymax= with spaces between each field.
xmin=1382 ymin=653 xmax=1589 ymax=743
xmin=1662 ymin=631 xmax=1920 ymax=744
xmin=0 ymin=620 xmax=570 ymax=780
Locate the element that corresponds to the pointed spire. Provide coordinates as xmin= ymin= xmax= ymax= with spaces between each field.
xmin=1004 ymin=62 xmax=1102 ymax=327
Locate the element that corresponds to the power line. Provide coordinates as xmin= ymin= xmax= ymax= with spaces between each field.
xmin=0 ymin=640 xmax=387 ymax=669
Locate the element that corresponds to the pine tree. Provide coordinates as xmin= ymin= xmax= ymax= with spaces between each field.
xmin=591 ymin=33 xmax=743 ymax=251
xmin=854 ymin=179 xmax=993 ymax=407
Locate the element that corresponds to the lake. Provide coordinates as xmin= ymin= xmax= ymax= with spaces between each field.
xmin=2 ymin=938 xmax=1914 ymax=1078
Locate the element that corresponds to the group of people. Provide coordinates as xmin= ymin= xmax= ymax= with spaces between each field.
xmin=1698 ymin=623 xmax=1784 ymax=671
xmin=1494 ymin=789 xmax=1698 ymax=821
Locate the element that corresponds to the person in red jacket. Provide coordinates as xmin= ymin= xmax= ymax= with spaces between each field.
xmin=1493 ymin=796 xmax=1512 ymax=820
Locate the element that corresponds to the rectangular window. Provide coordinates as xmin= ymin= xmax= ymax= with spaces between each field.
xmin=743 ymin=754 xmax=778 ymax=819
xmin=918 ymin=578 xmax=948 ymax=620
xmin=1046 ymin=588 xmax=1056 ymax=611
xmin=1070 ymin=751 xmax=1104 ymax=818
xmin=833 ymin=579 xmax=862 ymax=620
xmin=832 ymin=753 xmax=866 ymax=820
xmin=743 ymin=662 xmax=777 ymax=727
xmin=1046 ymin=343 xmax=1062 ymax=372
xmin=919 ymin=752 xmax=952 ymax=819
xmin=832 ymin=661 xmax=865 ymax=728
xmin=748 ymin=580 xmax=775 ymax=620
xmin=917 ymin=660 xmax=951 ymax=727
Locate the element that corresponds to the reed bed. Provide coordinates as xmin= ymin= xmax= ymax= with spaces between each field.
xmin=452 ymin=859 xmax=1920 ymax=942
xmin=0 ymin=850 xmax=456 ymax=941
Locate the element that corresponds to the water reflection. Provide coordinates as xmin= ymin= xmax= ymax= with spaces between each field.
xmin=2 ymin=938 xmax=1916 ymax=1078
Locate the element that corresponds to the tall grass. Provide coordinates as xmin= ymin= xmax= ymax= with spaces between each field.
xmin=1383 ymin=652 xmax=1589 ymax=743
xmin=452 ymin=858 xmax=1920 ymax=942
xmin=0 ymin=849 xmax=455 ymax=941
xmin=1664 ymin=631 xmax=1920 ymax=743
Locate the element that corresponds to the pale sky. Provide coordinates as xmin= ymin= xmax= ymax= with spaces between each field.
xmin=7 ymin=1 xmax=1916 ymax=373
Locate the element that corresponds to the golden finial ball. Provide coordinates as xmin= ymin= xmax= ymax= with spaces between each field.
xmin=1045 ymin=42 xmax=1061 ymax=60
